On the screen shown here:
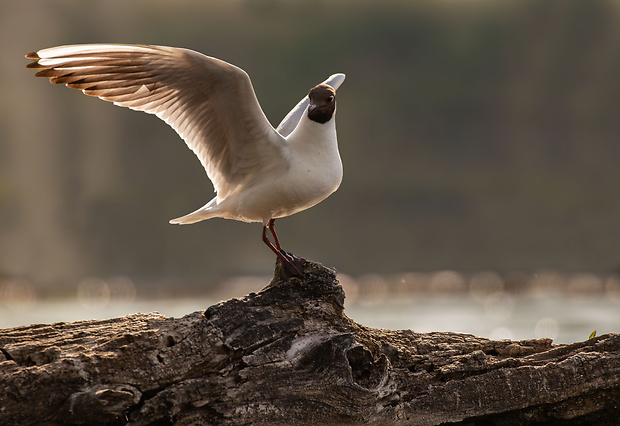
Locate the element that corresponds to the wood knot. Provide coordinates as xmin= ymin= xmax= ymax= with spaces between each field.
xmin=346 ymin=345 xmax=389 ymax=391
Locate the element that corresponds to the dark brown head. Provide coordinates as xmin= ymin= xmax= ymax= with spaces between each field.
xmin=307 ymin=84 xmax=336 ymax=124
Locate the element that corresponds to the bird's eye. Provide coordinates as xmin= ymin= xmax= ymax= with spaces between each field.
xmin=328 ymin=95 xmax=334 ymax=102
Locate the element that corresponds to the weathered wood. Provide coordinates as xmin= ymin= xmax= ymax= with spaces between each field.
xmin=1 ymin=261 xmax=619 ymax=425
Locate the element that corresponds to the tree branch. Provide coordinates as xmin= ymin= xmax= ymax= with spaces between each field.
xmin=1 ymin=261 xmax=619 ymax=425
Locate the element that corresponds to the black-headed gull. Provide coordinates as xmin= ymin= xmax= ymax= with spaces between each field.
xmin=26 ymin=44 xmax=345 ymax=277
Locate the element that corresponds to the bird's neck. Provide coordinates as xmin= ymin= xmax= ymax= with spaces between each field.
xmin=286 ymin=112 xmax=337 ymax=149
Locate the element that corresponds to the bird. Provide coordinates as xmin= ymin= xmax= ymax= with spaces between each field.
xmin=26 ymin=44 xmax=345 ymax=278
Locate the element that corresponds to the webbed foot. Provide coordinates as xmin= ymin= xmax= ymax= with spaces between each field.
xmin=277 ymin=250 xmax=306 ymax=279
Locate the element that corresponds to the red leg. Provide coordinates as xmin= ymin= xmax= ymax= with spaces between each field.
xmin=268 ymin=218 xmax=282 ymax=250
xmin=262 ymin=222 xmax=282 ymax=257
xmin=261 ymin=219 xmax=304 ymax=278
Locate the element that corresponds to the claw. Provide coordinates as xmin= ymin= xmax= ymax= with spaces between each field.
xmin=277 ymin=250 xmax=305 ymax=278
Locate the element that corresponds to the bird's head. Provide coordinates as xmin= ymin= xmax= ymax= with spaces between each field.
xmin=307 ymin=84 xmax=336 ymax=124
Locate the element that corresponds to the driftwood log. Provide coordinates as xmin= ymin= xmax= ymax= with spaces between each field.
xmin=1 ymin=261 xmax=619 ymax=425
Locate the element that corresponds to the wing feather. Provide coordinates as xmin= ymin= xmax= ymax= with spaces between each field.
xmin=27 ymin=44 xmax=288 ymax=198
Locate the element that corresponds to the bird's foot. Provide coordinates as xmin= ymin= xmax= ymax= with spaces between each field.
xmin=277 ymin=250 xmax=306 ymax=279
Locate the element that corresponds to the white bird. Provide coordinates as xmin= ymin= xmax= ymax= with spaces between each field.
xmin=26 ymin=44 xmax=345 ymax=277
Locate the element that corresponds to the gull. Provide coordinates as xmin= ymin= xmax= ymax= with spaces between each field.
xmin=26 ymin=44 xmax=345 ymax=277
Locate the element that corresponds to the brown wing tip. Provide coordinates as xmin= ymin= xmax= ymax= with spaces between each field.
xmin=26 ymin=52 xmax=43 ymax=69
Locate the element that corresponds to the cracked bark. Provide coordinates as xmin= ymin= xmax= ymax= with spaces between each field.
xmin=1 ymin=261 xmax=619 ymax=425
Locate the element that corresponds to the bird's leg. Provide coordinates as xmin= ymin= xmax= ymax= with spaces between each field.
xmin=268 ymin=219 xmax=302 ymax=263
xmin=268 ymin=218 xmax=282 ymax=250
xmin=262 ymin=223 xmax=281 ymax=256
xmin=262 ymin=219 xmax=305 ymax=278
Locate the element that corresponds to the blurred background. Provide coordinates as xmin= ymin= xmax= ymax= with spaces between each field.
xmin=1 ymin=0 xmax=619 ymax=342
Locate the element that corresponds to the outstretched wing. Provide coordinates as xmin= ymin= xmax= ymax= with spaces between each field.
xmin=26 ymin=44 xmax=288 ymax=199
xmin=276 ymin=73 xmax=345 ymax=138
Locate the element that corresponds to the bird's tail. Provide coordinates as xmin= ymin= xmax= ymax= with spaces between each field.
xmin=169 ymin=198 xmax=219 ymax=225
